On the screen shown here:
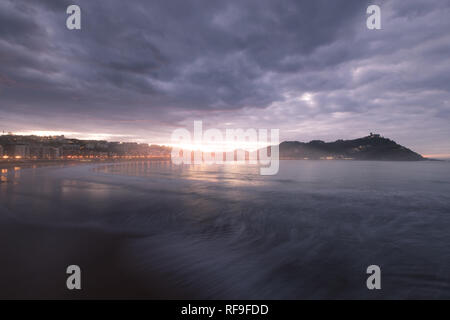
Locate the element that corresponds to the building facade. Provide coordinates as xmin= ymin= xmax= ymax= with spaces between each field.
xmin=12 ymin=144 xmax=30 ymax=159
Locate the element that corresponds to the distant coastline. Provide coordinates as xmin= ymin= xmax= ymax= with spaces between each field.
xmin=0 ymin=132 xmax=441 ymax=164
xmin=278 ymin=133 xmax=426 ymax=161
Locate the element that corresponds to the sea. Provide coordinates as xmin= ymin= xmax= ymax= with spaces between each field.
xmin=0 ymin=160 xmax=449 ymax=299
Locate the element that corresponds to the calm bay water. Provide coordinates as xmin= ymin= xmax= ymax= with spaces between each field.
xmin=0 ymin=160 xmax=450 ymax=299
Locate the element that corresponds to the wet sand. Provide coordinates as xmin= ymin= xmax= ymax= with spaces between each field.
xmin=0 ymin=216 xmax=196 ymax=299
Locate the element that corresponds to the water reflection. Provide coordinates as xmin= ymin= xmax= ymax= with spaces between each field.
xmin=0 ymin=168 xmax=9 ymax=184
xmin=60 ymin=179 xmax=116 ymax=200
xmin=1 ymin=161 xmax=450 ymax=299
xmin=94 ymin=160 xmax=265 ymax=187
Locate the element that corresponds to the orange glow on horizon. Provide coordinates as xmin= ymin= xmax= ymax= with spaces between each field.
xmin=422 ymin=154 xmax=450 ymax=159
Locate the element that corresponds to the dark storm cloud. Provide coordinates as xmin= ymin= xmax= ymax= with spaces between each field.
xmin=0 ymin=0 xmax=369 ymax=113
xmin=0 ymin=0 xmax=449 ymax=155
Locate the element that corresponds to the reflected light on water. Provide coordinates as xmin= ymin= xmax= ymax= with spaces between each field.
xmin=93 ymin=160 xmax=265 ymax=187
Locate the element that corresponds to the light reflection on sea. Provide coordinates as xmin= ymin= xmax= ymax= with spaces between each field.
xmin=0 ymin=160 xmax=450 ymax=299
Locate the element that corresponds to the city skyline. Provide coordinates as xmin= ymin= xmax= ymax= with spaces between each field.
xmin=0 ymin=131 xmax=428 ymax=162
xmin=1 ymin=0 xmax=450 ymax=158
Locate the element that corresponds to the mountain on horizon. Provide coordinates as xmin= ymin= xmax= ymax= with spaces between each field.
xmin=278 ymin=133 xmax=424 ymax=161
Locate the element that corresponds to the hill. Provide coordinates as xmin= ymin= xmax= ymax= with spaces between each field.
xmin=279 ymin=134 xmax=424 ymax=161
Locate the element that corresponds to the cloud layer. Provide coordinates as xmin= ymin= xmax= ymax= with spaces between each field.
xmin=0 ymin=0 xmax=449 ymax=156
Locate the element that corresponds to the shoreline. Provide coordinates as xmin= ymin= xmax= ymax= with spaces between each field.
xmin=0 ymin=157 xmax=171 ymax=170
xmin=0 ymin=157 xmax=446 ymax=171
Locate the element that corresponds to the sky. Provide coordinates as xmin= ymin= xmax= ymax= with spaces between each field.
xmin=0 ymin=0 xmax=449 ymax=157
